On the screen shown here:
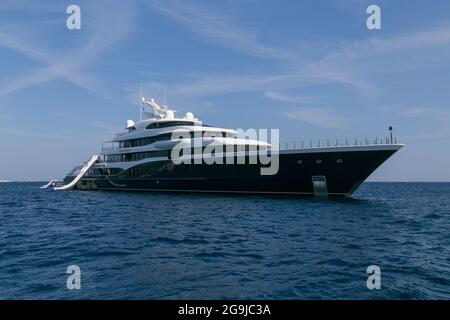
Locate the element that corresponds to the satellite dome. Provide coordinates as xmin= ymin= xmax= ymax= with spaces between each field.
xmin=125 ymin=120 xmax=135 ymax=129
xmin=185 ymin=112 xmax=195 ymax=120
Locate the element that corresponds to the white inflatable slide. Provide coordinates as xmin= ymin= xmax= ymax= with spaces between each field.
xmin=54 ymin=155 xmax=99 ymax=191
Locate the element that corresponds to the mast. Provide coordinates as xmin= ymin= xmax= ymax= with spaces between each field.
xmin=141 ymin=97 xmax=171 ymax=119
xmin=139 ymin=81 xmax=143 ymax=121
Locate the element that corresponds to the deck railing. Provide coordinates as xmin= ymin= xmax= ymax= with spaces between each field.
xmin=102 ymin=136 xmax=399 ymax=153
xmin=279 ymin=136 xmax=398 ymax=150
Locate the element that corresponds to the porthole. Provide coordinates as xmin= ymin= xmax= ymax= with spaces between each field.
xmin=337 ymin=159 xmax=343 ymax=163
xmin=297 ymin=160 xmax=303 ymax=164
xmin=316 ymin=159 xmax=322 ymax=164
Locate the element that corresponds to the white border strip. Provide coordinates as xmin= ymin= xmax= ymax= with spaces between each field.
xmin=280 ymin=144 xmax=404 ymax=154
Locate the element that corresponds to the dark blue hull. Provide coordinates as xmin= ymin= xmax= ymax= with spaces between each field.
xmin=66 ymin=146 xmax=402 ymax=197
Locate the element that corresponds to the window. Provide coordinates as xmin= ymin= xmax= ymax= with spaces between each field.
xmin=120 ymin=141 xmax=131 ymax=148
xmin=202 ymin=131 xmax=223 ymax=137
xmin=146 ymin=123 xmax=158 ymax=129
xmin=105 ymin=154 xmax=123 ymax=163
xmin=119 ymin=133 xmax=175 ymax=149
xmin=146 ymin=121 xmax=195 ymax=129
xmin=105 ymin=151 xmax=168 ymax=163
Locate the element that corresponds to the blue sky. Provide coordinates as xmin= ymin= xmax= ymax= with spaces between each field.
xmin=1 ymin=0 xmax=450 ymax=181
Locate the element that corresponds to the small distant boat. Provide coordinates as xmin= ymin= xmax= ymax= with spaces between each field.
xmin=0 ymin=179 xmax=11 ymax=183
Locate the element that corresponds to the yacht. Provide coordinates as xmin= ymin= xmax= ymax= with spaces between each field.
xmin=54 ymin=97 xmax=403 ymax=197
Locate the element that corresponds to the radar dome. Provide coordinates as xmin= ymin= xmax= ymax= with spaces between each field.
xmin=185 ymin=112 xmax=195 ymax=120
xmin=125 ymin=120 xmax=135 ymax=129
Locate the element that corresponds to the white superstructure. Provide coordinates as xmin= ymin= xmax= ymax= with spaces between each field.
xmin=100 ymin=97 xmax=271 ymax=170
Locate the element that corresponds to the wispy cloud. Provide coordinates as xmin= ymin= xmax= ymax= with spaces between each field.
xmin=149 ymin=0 xmax=292 ymax=60
xmin=90 ymin=120 xmax=122 ymax=133
xmin=0 ymin=114 xmax=14 ymax=121
xmin=171 ymin=73 xmax=298 ymax=96
xmin=284 ymin=109 xmax=349 ymax=128
xmin=380 ymin=105 xmax=434 ymax=118
xmin=354 ymin=25 xmax=450 ymax=57
xmin=379 ymin=104 xmax=450 ymax=125
xmin=400 ymin=108 xmax=434 ymax=118
xmin=142 ymin=23 xmax=450 ymax=101
xmin=0 ymin=0 xmax=136 ymax=98
xmin=132 ymin=68 xmax=372 ymax=105
xmin=263 ymin=91 xmax=318 ymax=104
xmin=301 ymin=25 xmax=450 ymax=96
xmin=0 ymin=127 xmax=86 ymax=143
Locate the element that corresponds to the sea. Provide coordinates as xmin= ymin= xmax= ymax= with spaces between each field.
xmin=0 ymin=182 xmax=449 ymax=299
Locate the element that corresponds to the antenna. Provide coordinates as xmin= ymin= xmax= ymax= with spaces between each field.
xmin=389 ymin=126 xmax=393 ymax=144
xmin=139 ymin=81 xmax=143 ymax=121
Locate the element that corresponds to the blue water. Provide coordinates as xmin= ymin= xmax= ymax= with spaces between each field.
xmin=0 ymin=182 xmax=449 ymax=299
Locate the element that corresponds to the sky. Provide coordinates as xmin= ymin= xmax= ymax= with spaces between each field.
xmin=1 ymin=0 xmax=450 ymax=181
